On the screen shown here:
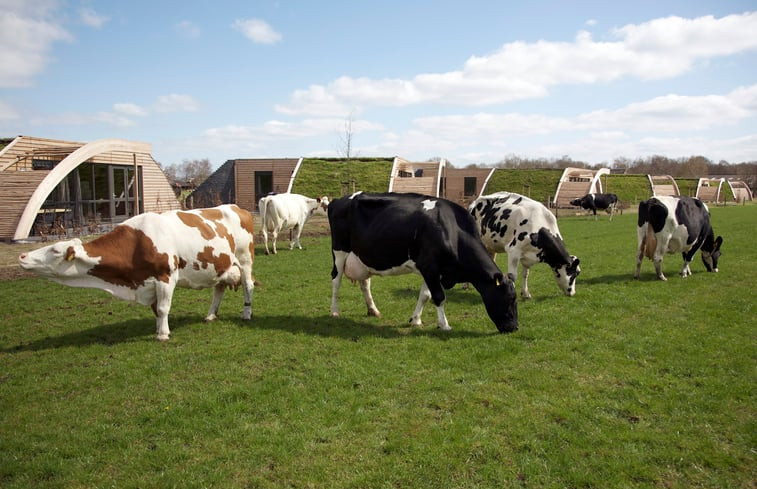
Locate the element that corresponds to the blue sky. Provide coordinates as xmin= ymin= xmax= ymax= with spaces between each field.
xmin=1 ymin=1 xmax=756 ymax=169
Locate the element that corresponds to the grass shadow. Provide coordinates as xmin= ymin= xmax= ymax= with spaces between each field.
xmin=0 ymin=315 xmax=198 ymax=353
xmin=242 ymin=313 xmax=498 ymax=340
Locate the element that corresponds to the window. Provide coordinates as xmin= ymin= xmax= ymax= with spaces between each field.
xmin=464 ymin=177 xmax=477 ymax=197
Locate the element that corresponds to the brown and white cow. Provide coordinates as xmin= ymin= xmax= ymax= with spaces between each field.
xmin=19 ymin=204 xmax=255 ymax=341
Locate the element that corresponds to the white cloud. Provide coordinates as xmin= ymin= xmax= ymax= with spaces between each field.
xmin=175 ymin=20 xmax=200 ymax=39
xmin=79 ymin=7 xmax=109 ymax=28
xmin=154 ymin=94 xmax=199 ymax=113
xmin=277 ymin=12 xmax=757 ymax=116
xmin=113 ymin=103 xmax=148 ymax=117
xmin=0 ymin=7 xmax=72 ymax=87
xmin=232 ymin=18 xmax=282 ymax=44
xmin=204 ymin=117 xmax=382 ymax=144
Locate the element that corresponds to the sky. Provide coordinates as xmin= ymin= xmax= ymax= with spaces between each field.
xmin=1 ymin=1 xmax=756 ymax=170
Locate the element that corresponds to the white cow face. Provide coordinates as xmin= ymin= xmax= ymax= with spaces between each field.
xmin=554 ymin=255 xmax=580 ymax=296
xmin=18 ymin=238 xmax=90 ymax=278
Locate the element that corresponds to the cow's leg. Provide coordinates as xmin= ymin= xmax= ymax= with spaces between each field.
xmin=410 ymin=281 xmax=432 ymax=326
xmin=291 ymin=224 xmax=303 ymax=250
xmin=507 ymin=255 xmax=529 ymax=299
xmin=521 ymin=266 xmax=532 ymax=299
xmin=271 ymin=228 xmax=279 ymax=254
xmin=262 ymin=227 xmax=271 ymax=255
xmin=330 ymin=251 xmax=348 ymax=317
xmin=609 ymin=204 xmax=615 ymax=221
xmin=205 ymin=283 xmax=226 ymax=322
xmin=680 ymin=251 xmax=695 ymax=278
xmin=635 ymin=225 xmax=647 ymax=279
xmin=593 ymin=208 xmax=598 ymax=221
xmin=240 ymin=267 xmax=254 ymax=320
xmin=360 ymin=278 xmax=381 ymax=317
xmin=153 ymin=281 xmax=176 ymax=341
xmin=653 ymin=243 xmax=667 ymax=281
xmin=426 ymin=281 xmax=450 ymax=331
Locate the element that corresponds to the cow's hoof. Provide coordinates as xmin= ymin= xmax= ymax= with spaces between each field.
xmin=330 ymin=311 xmax=340 ymax=318
xmin=204 ymin=314 xmax=218 ymax=322
xmin=241 ymin=313 xmax=252 ymax=320
xmin=437 ymin=324 xmax=452 ymax=331
xmin=409 ymin=317 xmax=422 ymax=327
xmin=367 ymin=308 xmax=381 ymax=317
xmin=657 ymin=275 xmax=667 ymax=281
xmin=156 ymin=334 xmax=170 ymax=342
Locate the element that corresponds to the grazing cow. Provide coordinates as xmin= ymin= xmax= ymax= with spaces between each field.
xmin=328 ymin=192 xmax=518 ymax=333
xmin=469 ymin=192 xmax=580 ymax=299
xmin=18 ymin=205 xmax=256 ymax=341
xmin=259 ymin=193 xmax=329 ymax=255
xmin=570 ymin=193 xmax=619 ymax=220
xmin=634 ymin=196 xmax=723 ymax=281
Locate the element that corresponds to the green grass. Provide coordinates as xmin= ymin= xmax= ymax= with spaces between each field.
xmin=484 ymin=169 xmax=562 ymax=204
xmin=0 ymin=205 xmax=754 ymax=488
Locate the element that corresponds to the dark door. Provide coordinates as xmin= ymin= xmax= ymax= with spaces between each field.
xmin=255 ymin=171 xmax=273 ymax=210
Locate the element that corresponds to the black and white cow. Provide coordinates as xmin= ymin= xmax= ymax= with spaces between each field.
xmin=634 ymin=196 xmax=723 ymax=281
xmin=570 ymin=193 xmax=619 ymax=220
xmin=328 ymin=192 xmax=518 ymax=333
xmin=469 ymin=192 xmax=580 ymax=299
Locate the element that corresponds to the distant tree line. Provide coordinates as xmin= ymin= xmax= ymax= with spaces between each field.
xmin=159 ymin=158 xmax=213 ymax=187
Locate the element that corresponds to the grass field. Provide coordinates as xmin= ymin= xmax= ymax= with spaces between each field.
xmin=0 ymin=204 xmax=754 ymax=488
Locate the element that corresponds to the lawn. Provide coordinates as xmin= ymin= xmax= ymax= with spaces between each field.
xmin=0 ymin=204 xmax=754 ymax=488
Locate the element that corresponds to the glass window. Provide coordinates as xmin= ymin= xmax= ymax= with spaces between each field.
xmin=464 ymin=177 xmax=477 ymax=197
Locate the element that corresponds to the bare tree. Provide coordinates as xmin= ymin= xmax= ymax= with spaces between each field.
xmin=337 ymin=111 xmax=358 ymax=194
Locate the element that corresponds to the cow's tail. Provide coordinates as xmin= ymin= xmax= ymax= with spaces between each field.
xmin=637 ymin=200 xmax=655 ymax=260
xmin=644 ymin=224 xmax=657 ymax=259
xmin=258 ymin=197 xmax=269 ymax=231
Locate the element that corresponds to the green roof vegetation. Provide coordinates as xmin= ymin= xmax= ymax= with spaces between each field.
xmin=483 ymin=169 xmax=563 ymax=204
xmin=292 ymin=158 xmax=393 ymax=198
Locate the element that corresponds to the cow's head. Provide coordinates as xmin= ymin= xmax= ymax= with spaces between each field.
xmin=569 ymin=197 xmax=583 ymax=207
xmin=701 ymin=235 xmax=723 ymax=272
xmin=18 ymin=238 xmax=97 ymax=279
xmin=554 ymin=255 xmax=581 ymax=296
xmin=316 ymin=196 xmax=330 ymax=214
xmin=477 ymin=272 xmax=518 ymax=333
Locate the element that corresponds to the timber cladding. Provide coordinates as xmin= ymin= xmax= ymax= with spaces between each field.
xmin=233 ymin=158 xmax=299 ymax=211
xmin=0 ymin=135 xmax=180 ymax=241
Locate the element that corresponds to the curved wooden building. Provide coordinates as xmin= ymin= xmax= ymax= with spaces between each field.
xmin=0 ymin=135 xmax=180 ymax=241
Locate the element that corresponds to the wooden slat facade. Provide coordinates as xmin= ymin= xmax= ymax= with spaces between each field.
xmin=234 ymin=158 xmax=299 ymax=212
xmin=443 ymin=168 xmax=492 ymax=207
xmin=0 ymin=135 xmax=180 ymax=240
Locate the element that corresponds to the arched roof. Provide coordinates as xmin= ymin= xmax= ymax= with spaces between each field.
xmin=14 ymin=138 xmax=152 ymax=240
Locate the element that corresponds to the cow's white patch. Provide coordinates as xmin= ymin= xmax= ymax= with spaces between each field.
xmin=349 ymin=191 xmax=363 ymax=199
xmin=344 ymin=252 xmax=418 ymax=280
xmin=421 ymin=199 xmax=436 ymax=211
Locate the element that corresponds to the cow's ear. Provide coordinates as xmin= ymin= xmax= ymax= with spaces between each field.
xmin=507 ymin=272 xmax=516 ymax=283
xmin=65 ymin=246 xmax=76 ymax=262
xmin=714 ymin=236 xmax=723 ymax=250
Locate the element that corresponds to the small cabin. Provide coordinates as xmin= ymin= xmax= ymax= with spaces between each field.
xmin=695 ymin=177 xmax=724 ymax=202
xmin=648 ymin=175 xmax=680 ymax=197
xmin=188 ymin=158 xmax=300 ymax=211
xmin=552 ymin=167 xmax=610 ymax=208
